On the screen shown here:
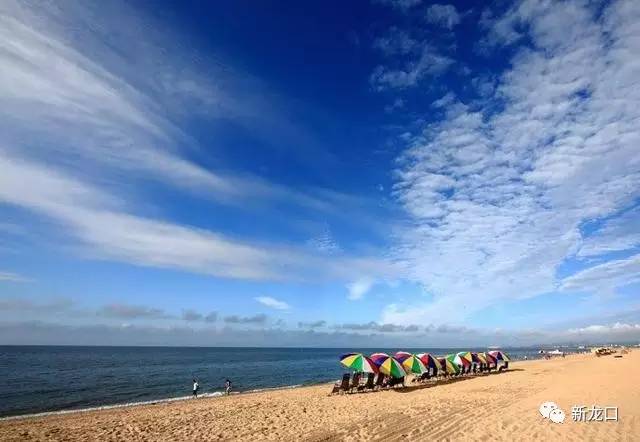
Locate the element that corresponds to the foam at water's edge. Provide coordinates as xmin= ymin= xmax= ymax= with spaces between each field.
xmin=0 ymin=384 xmax=312 ymax=422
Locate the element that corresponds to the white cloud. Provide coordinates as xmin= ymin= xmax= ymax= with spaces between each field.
xmin=375 ymin=0 xmax=422 ymax=12
xmin=578 ymin=207 xmax=640 ymax=257
xmin=0 ymin=0 xmax=359 ymax=216
xmin=371 ymin=44 xmax=453 ymax=90
xmin=255 ymin=296 xmax=290 ymax=310
xmin=0 ymin=2 xmax=398 ymax=284
xmin=384 ymin=0 xmax=640 ymax=324
xmin=306 ymin=225 xmax=342 ymax=255
xmin=347 ymin=277 xmax=375 ymax=300
xmin=568 ymin=322 xmax=640 ymax=335
xmin=0 ymin=271 xmax=29 ymax=282
xmin=431 ymin=92 xmax=456 ymax=108
xmin=561 ymin=254 xmax=640 ymax=293
xmin=0 ymin=154 xmax=396 ymax=282
xmin=373 ymin=28 xmax=419 ymax=56
xmin=425 ymin=4 xmax=461 ymax=29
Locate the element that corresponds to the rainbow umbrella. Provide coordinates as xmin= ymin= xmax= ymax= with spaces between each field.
xmin=484 ymin=352 xmax=498 ymax=368
xmin=457 ymin=352 xmax=473 ymax=364
xmin=472 ymin=352 xmax=487 ymax=364
xmin=417 ymin=353 xmax=440 ymax=373
xmin=394 ymin=352 xmax=427 ymax=375
xmin=439 ymin=356 xmax=459 ymax=375
xmin=370 ymin=352 xmax=390 ymax=364
xmin=450 ymin=353 xmax=471 ymax=370
xmin=488 ymin=350 xmax=510 ymax=362
xmin=457 ymin=351 xmax=474 ymax=373
xmin=394 ymin=351 xmax=412 ymax=361
xmin=340 ymin=353 xmax=378 ymax=374
xmin=370 ymin=352 xmax=390 ymax=371
xmin=374 ymin=355 xmax=407 ymax=378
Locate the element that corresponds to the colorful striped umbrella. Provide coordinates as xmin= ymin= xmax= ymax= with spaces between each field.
xmin=457 ymin=352 xmax=473 ymax=364
xmin=417 ymin=353 xmax=440 ymax=373
xmin=374 ymin=355 xmax=407 ymax=378
xmin=484 ymin=352 xmax=498 ymax=367
xmin=370 ymin=352 xmax=390 ymax=364
xmin=438 ymin=356 xmax=459 ymax=375
xmin=340 ymin=353 xmax=378 ymax=374
xmin=488 ymin=350 xmax=510 ymax=362
xmin=472 ymin=352 xmax=486 ymax=364
xmin=394 ymin=352 xmax=427 ymax=375
xmin=450 ymin=353 xmax=471 ymax=369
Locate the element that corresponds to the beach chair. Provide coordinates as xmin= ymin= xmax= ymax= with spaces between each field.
xmin=374 ymin=373 xmax=385 ymax=390
xmin=330 ymin=373 xmax=351 ymax=395
xmin=349 ymin=373 xmax=361 ymax=393
xmin=360 ymin=373 xmax=375 ymax=391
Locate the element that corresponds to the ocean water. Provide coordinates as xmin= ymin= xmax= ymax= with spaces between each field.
xmin=0 ymin=346 xmax=558 ymax=418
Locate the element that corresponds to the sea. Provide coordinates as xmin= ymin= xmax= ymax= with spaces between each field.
xmin=0 ymin=345 xmax=574 ymax=418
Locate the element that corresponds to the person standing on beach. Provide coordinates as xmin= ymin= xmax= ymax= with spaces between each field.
xmin=193 ymin=379 xmax=199 ymax=398
xmin=225 ymin=379 xmax=232 ymax=395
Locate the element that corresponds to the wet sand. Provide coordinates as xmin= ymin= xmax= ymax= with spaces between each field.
xmin=1 ymin=351 xmax=638 ymax=441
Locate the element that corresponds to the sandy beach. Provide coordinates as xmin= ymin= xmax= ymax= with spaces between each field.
xmin=1 ymin=351 xmax=638 ymax=441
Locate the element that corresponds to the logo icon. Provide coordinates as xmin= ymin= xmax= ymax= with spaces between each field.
xmin=549 ymin=408 xmax=566 ymax=424
xmin=539 ymin=402 xmax=564 ymax=424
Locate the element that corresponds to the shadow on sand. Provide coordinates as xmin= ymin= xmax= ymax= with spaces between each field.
xmin=393 ymin=369 xmax=524 ymax=393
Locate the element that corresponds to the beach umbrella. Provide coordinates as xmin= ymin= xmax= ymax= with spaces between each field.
xmin=369 ymin=352 xmax=390 ymax=369
xmin=438 ymin=357 xmax=459 ymax=375
xmin=394 ymin=351 xmax=412 ymax=361
xmin=457 ymin=351 xmax=474 ymax=364
xmin=394 ymin=352 xmax=427 ymax=375
xmin=417 ymin=353 xmax=440 ymax=373
xmin=472 ymin=352 xmax=487 ymax=364
xmin=484 ymin=352 xmax=498 ymax=368
xmin=339 ymin=353 xmax=378 ymax=374
xmin=488 ymin=350 xmax=510 ymax=362
xmin=450 ymin=353 xmax=471 ymax=369
xmin=370 ymin=352 xmax=390 ymax=363
xmin=373 ymin=355 xmax=407 ymax=378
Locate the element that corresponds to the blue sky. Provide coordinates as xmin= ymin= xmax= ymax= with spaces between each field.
xmin=1 ymin=0 xmax=639 ymax=346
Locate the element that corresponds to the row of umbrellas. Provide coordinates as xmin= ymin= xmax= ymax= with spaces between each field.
xmin=340 ymin=350 xmax=510 ymax=378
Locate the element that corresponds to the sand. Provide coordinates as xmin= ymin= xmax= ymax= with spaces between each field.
xmin=1 ymin=351 xmax=639 ymax=441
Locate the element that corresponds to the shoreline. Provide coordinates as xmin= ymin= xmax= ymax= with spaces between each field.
xmin=0 ymin=383 xmax=312 ymax=422
xmin=0 ymin=355 xmax=555 ymax=422
xmin=2 ymin=352 xmax=637 ymax=440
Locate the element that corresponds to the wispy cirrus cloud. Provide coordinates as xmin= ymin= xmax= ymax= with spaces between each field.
xmin=561 ymin=254 xmax=640 ymax=294
xmin=425 ymin=4 xmax=461 ymax=29
xmin=0 ymin=271 xmax=30 ymax=283
xmin=255 ymin=296 xmax=290 ymax=310
xmin=0 ymin=1 xmax=397 ymax=285
xmin=371 ymin=44 xmax=453 ymax=90
xmin=374 ymin=0 xmax=422 ymax=12
xmin=577 ymin=207 xmax=640 ymax=258
xmin=346 ymin=277 xmax=376 ymax=301
xmin=223 ymin=314 xmax=268 ymax=325
xmin=98 ymin=303 xmax=171 ymax=320
xmin=382 ymin=0 xmax=640 ymax=325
